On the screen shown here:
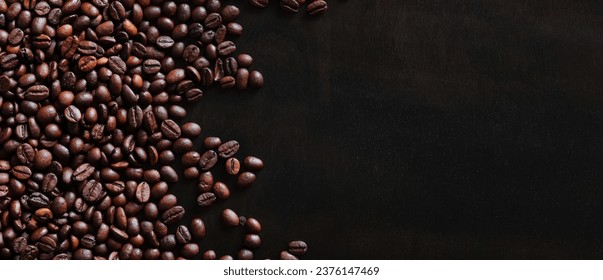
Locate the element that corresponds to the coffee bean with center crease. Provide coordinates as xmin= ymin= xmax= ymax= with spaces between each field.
xmin=73 ymin=163 xmax=95 ymax=182
xmin=143 ymin=59 xmax=161 ymax=74
xmin=162 ymin=206 xmax=185 ymax=225
xmin=288 ymin=240 xmax=308 ymax=255
xmin=217 ymin=41 xmax=236 ymax=57
xmin=198 ymin=150 xmax=218 ymax=170
xmin=197 ymin=192 xmax=216 ymax=207
xmin=64 ymin=105 xmax=82 ymax=123
xmin=175 ymin=225 xmax=191 ymax=244
xmin=280 ymin=0 xmax=300 ymax=13
xmin=156 ymin=36 xmax=174 ymax=49
xmin=8 ymin=28 xmax=24 ymax=45
xmin=218 ymin=140 xmax=240 ymax=158
xmin=25 ymin=85 xmax=50 ymax=101
xmin=160 ymin=119 xmax=181 ymax=140
xmin=12 ymin=166 xmax=32 ymax=180
xmin=135 ymin=182 xmax=150 ymax=203
xmin=307 ymin=0 xmax=328 ymax=15
xmin=78 ymin=56 xmax=97 ymax=72
xmin=108 ymin=56 xmax=126 ymax=75
xmin=82 ymin=180 xmax=103 ymax=202
xmin=225 ymin=158 xmax=240 ymax=175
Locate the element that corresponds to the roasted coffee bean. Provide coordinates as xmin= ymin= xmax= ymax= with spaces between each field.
xmin=159 ymin=119 xmax=180 ymax=140
xmin=218 ymin=140 xmax=240 ymax=158
xmin=134 ymin=182 xmax=150 ymax=203
xmin=244 ymin=156 xmax=264 ymax=170
xmin=280 ymin=0 xmax=300 ymax=13
xmin=222 ymin=209 xmax=239 ymax=227
xmin=175 ymin=225 xmax=191 ymax=244
xmin=307 ymin=0 xmax=328 ymax=15
xmin=246 ymin=218 xmax=262 ymax=233
xmin=197 ymin=192 xmax=216 ymax=207
xmin=249 ymin=71 xmax=264 ymax=88
xmin=213 ymin=182 xmax=230 ymax=199
xmin=142 ymin=59 xmax=161 ymax=74
xmin=190 ymin=218 xmax=206 ymax=239
xmin=82 ymin=180 xmax=103 ymax=203
xmin=73 ymin=163 xmax=95 ymax=182
xmin=288 ymin=240 xmax=308 ymax=255
xmin=198 ymin=150 xmax=218 ymax=171
xmin=225 ymin=158 xmax=241 ymax=175
xmin=162 ymin=206 xmax=185 ymax=225
xmin=244 ymin=234 xmax=262 ymax=248
xmin=237 ymin=172 xmax=256 ymax=187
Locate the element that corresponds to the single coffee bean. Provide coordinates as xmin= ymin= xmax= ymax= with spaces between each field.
xmin=175 ymin=225 xmax=192 ymax=244
xmin=197 ymin=192 xmax=216 ymax=207
xmin=225 ymin=158 xmax=240 ymax=175
xmin=237 ymin=172 xmax=256 ymax=187
xmin=162 ymin=206 xmax=185 ymax=225
xmin=190 ymin=218 xmax=206 ymax=239
xmin=222 ymin=208 xmax=239 ymax=227
xmin=244 ymin=234 xmax=262 ymax=248
xmin=82 ymin=180 xmax=103 ymax=202
xmin=161 ymin=119 xmax=181 ymax=140
xmin=213 ymin=182 xmax=230 ymax=199
xmin=198 ymin=150 xmax=218 ymax=170
xmin=280 ymin=0 xmax=300 ymax=13
xmin=135 ymin=182 xmax=150 ymax=203
xmin=249 ymin=71 xmax=264 ymax=88
xmin=218 ymin=140 xmax=240 ymax=158
xmin=307 ymin=0 xmax=328 ymax=15
xmin=203 ymin=137 xmax=222 ymax=149
xmin=73 ymin=163 xmax=95 ymax=182
xmin=246 ymin=218 xmax=262 ymax=233
xmin=244 ymin=156 xmax=264 ymax=170
xmin=288 ymin=240 xmax=308 ymax=255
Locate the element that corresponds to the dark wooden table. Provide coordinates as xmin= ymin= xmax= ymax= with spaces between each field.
xmin=177 ymin=1 xmax=603 ymax=259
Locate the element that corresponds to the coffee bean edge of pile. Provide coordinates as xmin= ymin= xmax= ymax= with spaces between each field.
xmin=0 ymin=0 xmax=324 ymax=260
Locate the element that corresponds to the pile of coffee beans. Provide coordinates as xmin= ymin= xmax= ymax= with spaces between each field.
xmin=0 ymin=0 xmax=324 ymax=260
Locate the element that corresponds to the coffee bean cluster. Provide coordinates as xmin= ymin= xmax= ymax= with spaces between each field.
xmin=0 ymin=0 xmax=316 ymax=260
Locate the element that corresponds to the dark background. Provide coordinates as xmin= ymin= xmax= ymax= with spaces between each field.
xmin=176 ymin=1 xmax=603 ymax=259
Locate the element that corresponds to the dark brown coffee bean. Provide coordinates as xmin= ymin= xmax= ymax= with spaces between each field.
xmin=288 ymin=240 xmax=308 ymax=255
xmin=244 ymin=156 xmax=264 ymax=170
xmin=25 ymin=85 xmax=50 ymax=101
xmin=60 ymin=36 xmax=79 ymax=59
xmin=244 ymin=234 xmax=262 ymax=248
xmin=64 ymin=105 xmax=82 ymax=123
xmin=156 ymin=36 xmax=174 ymax=49
xmin=108 ymin=56 xmax=126 ymax=75
xmin=142 ymin=59 xmax=161 ymax=74
xmin=204 ymin=13 xmax=222 ymax=29
xmin=12 ymin=165 xmax=32 ymax=180
xmin=225 ymin=158 xmax=240 ymax=175
xmin=8 ymin=28 xmax=24 ymax=45
xmin=162 ymin=206 xmax=185 ymax=225
xmin=78 ymin=56 xmax=97 ymax=72
xmin=280 ymin=0 xmax=300 ymax=13
xmin=213 ymin=182 xmax=230 ymax=199
xmin=160 ymin=119 xmax=181 ymax=140
xmin=190 ymin=218 xmax=206 ymax=239
xmin=222 ymin=208 xmax=239 ymax=227
xmin=307 ymin=0 xmax=328 ymax=15
xmin=237 ymin=249 xmax=253 ymax=260
xmin=175 ymin=225 xmax=191 ymax=244
xmin=160 ymin=166 xmax=178 ymax=183
xmin=181 ymin=243 xmax=199 ymax=258
xmin=166 ymin=68 xmax=185 ymax=84
xmin=135 ymin=182 xmax=150 ymax=203
xmin=246 ymin=218 xmax=262 ymax=233
xmin=236 ymin=68 xmax=249 ymax=90
xmin=182 ymin=151 xmax=201 ymax=167
xmin=181 ymin=122 xmax=201 ymax=138
xmin=237 ymin=172 xmax=256 ymax=187
xmin=217 ymin=41 xmax=236 ymax=57
xmin=196 ymin=192 xmax=216 ymax=207
xmin=127 ymin=105 xmax=143 ymax=129
xmin=38 ymin=235 xmax=57 ymax=253
xmin=82 ymin=180 xmax=103 ymax=202
xmin=203 ymin=137 xmax=221 ymax=149
xmin=73 ymin=163 xmax=95 ymax=182
xmin=218 ymin=140 xmax=240 ymax=158
xmin=249 ymin=71 xmax=264 ymax=88
xmin=198 ymin=150 xmax=218 ymax=170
